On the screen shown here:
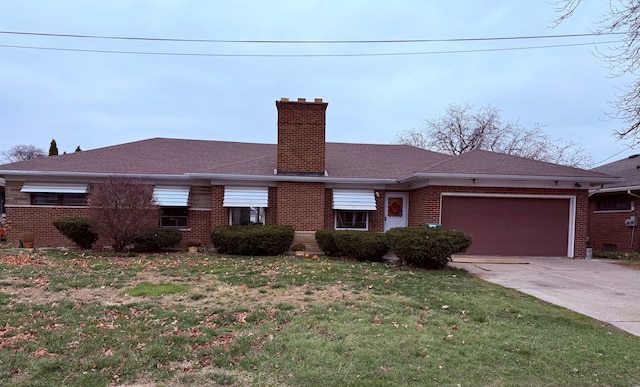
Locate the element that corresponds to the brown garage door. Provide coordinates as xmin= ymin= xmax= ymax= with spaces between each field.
xmin=441 ymin=196 xmax=570 ymax=256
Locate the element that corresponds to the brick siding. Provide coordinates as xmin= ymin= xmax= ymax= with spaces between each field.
xmin=588 ymin=198 xmax=638 ymax=252
xmin=276 ymin=181 xmax=325 ymax=230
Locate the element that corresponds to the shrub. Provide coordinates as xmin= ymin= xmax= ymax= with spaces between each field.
xmin=593 ymin=250 xmax=640 ymax=260
xmin=132 ymin=228 xmax=183 ymax=252
xmin=386 ymin=227 xmax=472 ymax=269
xmin=315 ymin=229 xmax=343 ymax=257
xmin=53 ymin=217 xmax=98 ymax=250
xmin=333 ymin=230 xmax=389 ymax=262
xmin=210 ymin=225 xmax=294 ymax=256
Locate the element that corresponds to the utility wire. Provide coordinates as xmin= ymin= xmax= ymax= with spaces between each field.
xmin=0 ymin=40 xmax=622 ymax=57
xmin=0 ymin=30 xmax=622 ymax=44
xmin=592 ymin=145 xmax=637 ymax=167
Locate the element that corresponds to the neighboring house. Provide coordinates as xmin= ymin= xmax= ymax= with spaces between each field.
xmin=589 ymin=155 xmax=640 ymax=252
xmin=0 ymin=177 xmax=5 ymax=216
xmin=0 ymin=98 xmax=617 ymax=257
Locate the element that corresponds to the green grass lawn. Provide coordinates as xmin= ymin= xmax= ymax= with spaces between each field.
xmin=1 ymin=249 xmax=639 ymax=386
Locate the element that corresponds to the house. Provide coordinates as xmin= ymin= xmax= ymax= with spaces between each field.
xmin=0 ymin=98 xmax=617 ymax=257
xmin=589 ymin=154 xmax=640 ymax=252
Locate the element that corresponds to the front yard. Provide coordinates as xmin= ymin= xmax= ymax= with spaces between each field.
xmin=1 ymin=249 xmax=639 ymax=386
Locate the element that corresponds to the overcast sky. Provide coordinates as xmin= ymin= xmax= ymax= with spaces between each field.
xmin=0 ymin=1 xmax=634 ymax=167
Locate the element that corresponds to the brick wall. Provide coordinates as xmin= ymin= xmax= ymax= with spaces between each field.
xmin=588 ymin=199 xmax=637 ymax=252
xmin=276 ymin=98 xmax=327 ymax=174
xmin=276 ymin=181 xmax=324 ymax=230
xmin=409 ymin=185 xmax=589 ymax=258
xmin=210 ymin=185 xmax=227 ymax=228
xmin=369 ymin=190 xmax=385 ymax=232
xmin=5 ymin=206 xmax=91 ymax=247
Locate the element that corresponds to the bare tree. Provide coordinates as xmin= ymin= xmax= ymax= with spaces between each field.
xmin=89 ymin=176 xmax=157 ymax=252
xmin=1 ymin=144 xmax=46 ymax=163
xmin=554 ymin=1 xmax=640 ymax=144
xmin=394 ymin=103 xmax=593 ymax=168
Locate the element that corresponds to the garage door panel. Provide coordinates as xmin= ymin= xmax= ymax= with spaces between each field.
xmin=441 ymin=196 xmax=570 ymax=256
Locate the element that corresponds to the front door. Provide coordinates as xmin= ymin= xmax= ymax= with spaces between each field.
xmin=384 ymin=192 xmax=408 ymax=231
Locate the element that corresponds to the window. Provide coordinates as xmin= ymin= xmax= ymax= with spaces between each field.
xmin=230 ymin=207 xmax=265 ymax=225
xmin=336 ymin=210 xmax=368 ymax=230
xmin=223 ymin=186 xmax=269 ymax=226
xmin=30 ymin=193 xmax=87 ymax=206
xmin=154 ymin=186 xmax=190 ymax=228
xmin=595 ymin=195 xmax=632 ymax=211
xmin=160 ymin=207 xmax=188 ymax=228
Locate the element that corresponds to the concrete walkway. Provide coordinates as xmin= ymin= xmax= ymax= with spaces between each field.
xmin=449 ymin=256 xmax=640 ymax=336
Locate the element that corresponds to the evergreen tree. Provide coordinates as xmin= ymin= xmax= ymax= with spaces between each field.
xmin=49 ymin=139 xmax=59 ymax=156
xmin=75 ymin=146 xmax=82 ymax=152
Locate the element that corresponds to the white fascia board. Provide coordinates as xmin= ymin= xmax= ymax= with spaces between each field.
xmin=398 ymin=172 xmax=621 ymax=185
xmin=187 ymin=173 xmax=398 ymax=185
xmin=588 ymin=185 xmax=640 ymax=195
xmin=0 ymin=170 xmax=193 ymax=181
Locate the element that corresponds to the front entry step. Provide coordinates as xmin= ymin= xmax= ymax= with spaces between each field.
xmin=289 ymin=231 xmax=322 ymax=255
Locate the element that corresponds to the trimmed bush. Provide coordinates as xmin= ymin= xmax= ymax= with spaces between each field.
xmin=386 ymin=227 xmax=472 ymax=269
xmin=320 ymin=230 xmax=387 ymax=262
xmin=132 ymin=228 xmax=183 ymax=252
xmin=210 ymin=225 xmax=294 ymax=256
xmin=315 ymin=229 xmax=343 ymax=257
xmin=53 ymin=217 xmax=98 ymax=250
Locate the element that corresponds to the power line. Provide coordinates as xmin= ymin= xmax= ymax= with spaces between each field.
xmin=0 ymin=40 xmax=621 ymax=58
xmin=592 ymin=145 xmax=637 ymax=167
xmin=0 ymin=30 xmax=622 ymax=44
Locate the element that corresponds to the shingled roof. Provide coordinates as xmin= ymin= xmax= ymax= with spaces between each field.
xmin=0 ymin=137 xmax=617 ymax=184
xmin=592 ymin=154 xmax=640 ymax=190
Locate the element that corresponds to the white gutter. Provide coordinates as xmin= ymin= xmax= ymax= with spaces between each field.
xmin=588 ymin=185 xmax=640 ymax=196
xmin=398 ymin=172 xmax=620 ymax=185
xmin=0 ymin=170 xmax=193 ymax=180
xmin=0 ymin=170 xmax=398 ymax=185
xmin=187 ymin=173 xmax=398 ymax=184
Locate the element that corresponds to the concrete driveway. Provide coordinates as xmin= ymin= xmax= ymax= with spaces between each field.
xmin=449 ymin=256 xmax=640 ymax=336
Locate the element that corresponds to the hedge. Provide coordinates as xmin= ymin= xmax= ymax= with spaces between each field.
xmin=386 ymin=227 xmax=472 ymax=269
xmin=53 ymin=217 xmax=98 ymax=250
xmin=316 ymin=229 xmax=388 ymax=262
xmin=132 ymin=228 xmax=183 ymax=252
xmin=210 ymin=225 xmax=294 ymax=256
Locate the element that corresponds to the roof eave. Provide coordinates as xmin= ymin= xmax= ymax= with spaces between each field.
xmin=588 ymin=185 xmax=640 ymax=195
xmin=0 ymin=170 xmax=399 ymax=185
xmin=187 ymin=173 xmax=398 ymax=184
xmin=398 ymin=172 xmax=621 ymax=185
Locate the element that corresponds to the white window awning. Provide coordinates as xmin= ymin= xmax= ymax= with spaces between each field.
xmin=21 ymin=182 xmax=89 ymax=194
xmin=223 ymin=186 xmax=269 ymax=207
xmin=332 ymin=189 xmax=377 ymax=210
xmin=153 ymin=186 xmax=190 ymax=207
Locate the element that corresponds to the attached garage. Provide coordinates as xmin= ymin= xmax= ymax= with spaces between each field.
xmin=441 ymin=194 xmax=574 ymax=257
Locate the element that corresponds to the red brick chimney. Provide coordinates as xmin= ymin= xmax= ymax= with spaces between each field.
xmin=276 ymin=97 xmax=328 ymax=175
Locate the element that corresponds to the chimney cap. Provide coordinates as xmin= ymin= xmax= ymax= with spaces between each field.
xmin=277 ymin=97 xmax=325 ymax=104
